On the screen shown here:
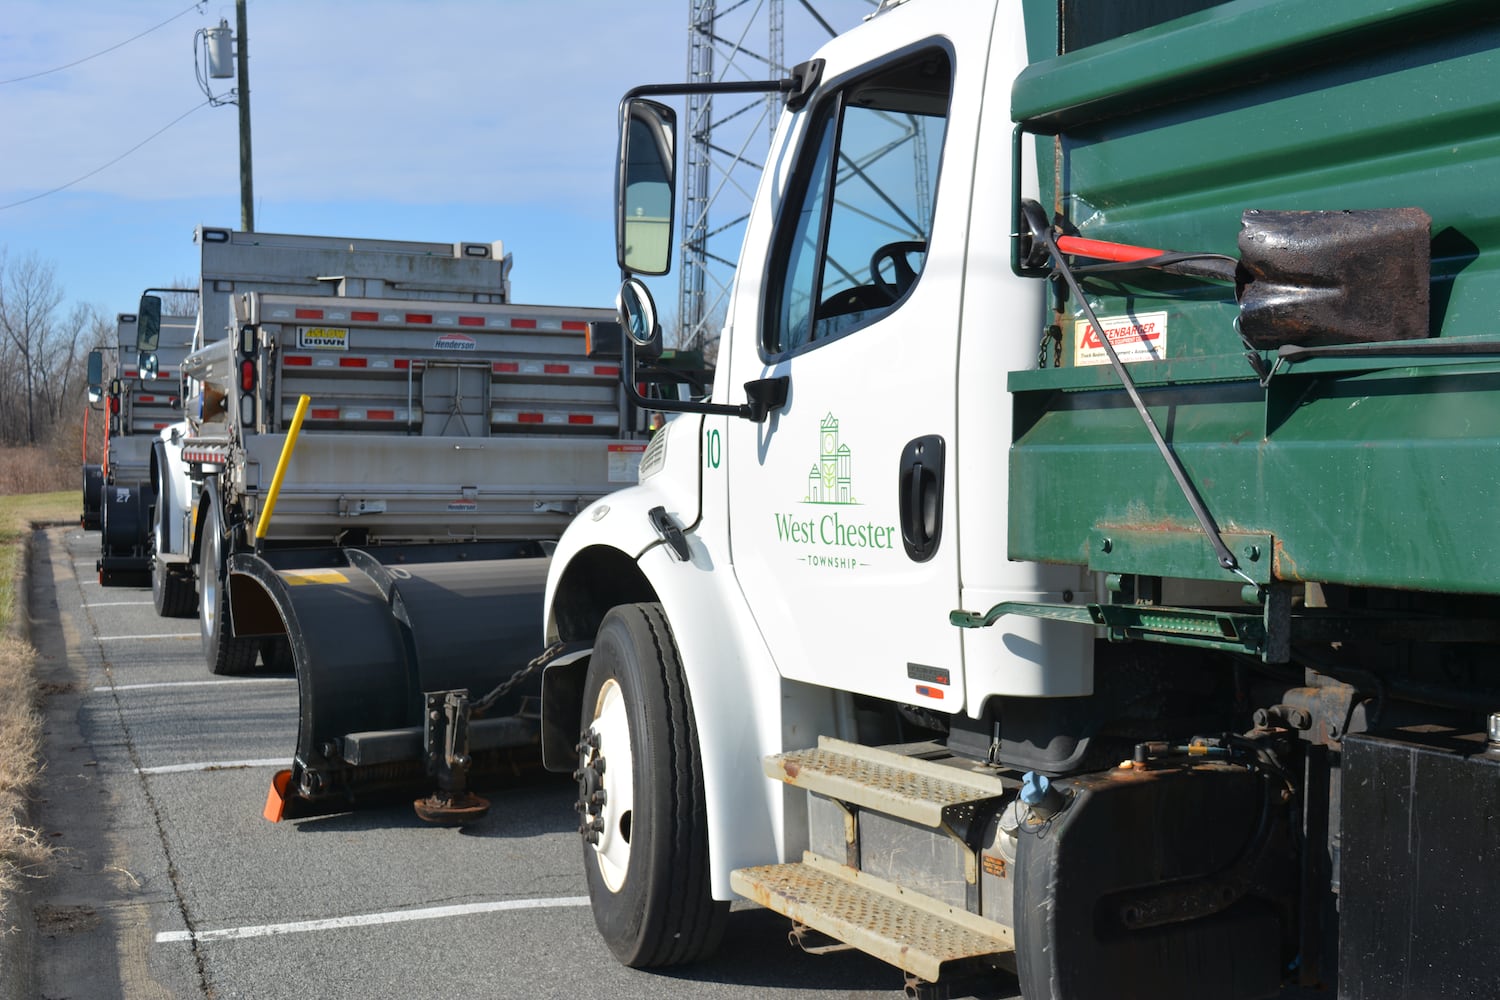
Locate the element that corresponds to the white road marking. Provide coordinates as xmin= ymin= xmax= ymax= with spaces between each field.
xmin=89 ymin=601 xmax=154 ymax=608
xmin=96 ymin=633 xmax=196 ymax=641
xmin=137 ymin=758 xmax=288 ymax=776
xmin=155 ymin=897 xmax=592 ymax=943
xmin=99 ymin=679 xmax=295 ymax=692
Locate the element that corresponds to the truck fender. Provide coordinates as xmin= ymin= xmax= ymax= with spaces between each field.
xmin=190 ymin=479 xmax=222 ymax=571
xmin=545 ymin=492 xmax=816 ymax=899
xmin=149 ymin=431 xmax=192 ymax=561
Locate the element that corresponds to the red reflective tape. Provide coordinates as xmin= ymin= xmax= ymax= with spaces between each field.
xmin=568 ymin=414 xmax=594 ymax=425
xmin=352 ymin=310 xmax=379 ymax=322
xmin=458 ymin=316 xmax=484 ymax=327
xmin=395 ymin=358 xmax=411 ymax=369
xmin=493 ymin=361 xmax=519 ymax=373
xmin=310 ymin=408 xmax=339 ymax=419
xmin=406 ymin=313 xmax=433 ymax=324
xmin=562 ymin=320 xmax=588 ymax=332
xmin=153 ymin=423 xmax=167 ymax=429
xmin=124 ymin=369 xmax=139 ymax=377
xmin=139 ymin=395 xmax=156 ymax=402
xmin=594 ymin=365 xmax=620 ymax=377
xmin=517 ymin=412 xmax=544 ymax=424
xmin=367 ymin=409 xmax=395 ymax=420
xmin=284 ymin=355 xmax=312 ymax=366
xmin=511 ymin=318 xmax=537 ymax=329
xmin=338 ymin=357 xmax=368 ymax=368
xmin=295 ymin=308 xmax=324 ymax=319
xmin=544 ymin=363 xmax=569 ymax=374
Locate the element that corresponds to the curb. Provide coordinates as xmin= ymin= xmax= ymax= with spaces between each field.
xmin=0 ymin=522 xmax=60 ymax=1000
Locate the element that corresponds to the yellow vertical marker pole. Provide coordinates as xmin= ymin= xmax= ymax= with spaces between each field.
xmin=255 ymin=394 xmax=310 ymax=549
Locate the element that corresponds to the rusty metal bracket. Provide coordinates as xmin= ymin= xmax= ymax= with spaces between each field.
xmin=413 ymin=689 xmax=490 ymax=825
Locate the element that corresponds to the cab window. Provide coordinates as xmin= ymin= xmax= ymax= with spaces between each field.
xmin=766 ymin=48 xmax=951 ymax=356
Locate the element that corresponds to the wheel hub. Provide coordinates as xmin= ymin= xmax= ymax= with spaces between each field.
xmin=575 ymin=678 xmax=634 ymax=892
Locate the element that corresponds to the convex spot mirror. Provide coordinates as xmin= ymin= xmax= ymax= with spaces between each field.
xmin=617 ymin=278 xmax=664 ymax=360
xmin=616 ymin=99 xmax=677 ymax=277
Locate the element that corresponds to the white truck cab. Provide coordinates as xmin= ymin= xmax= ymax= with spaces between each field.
xmin=542 ymin=0 xmax=1091 ymax=982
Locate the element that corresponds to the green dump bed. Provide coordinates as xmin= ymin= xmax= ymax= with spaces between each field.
xmin=1009 ymin=0 xmax=1500 ymax=595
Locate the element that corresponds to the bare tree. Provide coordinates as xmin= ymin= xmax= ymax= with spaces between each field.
xmin=38 ymin=303 xmax=102 ymax=428
xmin=157 ymin=278 xmax=201 ymax=319
xmin=0 ymin=251 xmax=64 ymax=444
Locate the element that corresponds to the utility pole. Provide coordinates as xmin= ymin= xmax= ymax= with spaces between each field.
xmin=235 ymin=0 xmax=254 ymax=232
xmin=201 ymin=2 xmax=254 ymax=231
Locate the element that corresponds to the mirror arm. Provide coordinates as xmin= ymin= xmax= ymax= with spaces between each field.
xmin=620 ymin=333 xmax=785 ymax=424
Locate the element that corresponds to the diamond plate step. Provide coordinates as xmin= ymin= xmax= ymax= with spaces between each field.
xmin=764 ymin=737 xmax=1009 ymax=828
xmin=731 ymin=852 xmax=1014 ymax=982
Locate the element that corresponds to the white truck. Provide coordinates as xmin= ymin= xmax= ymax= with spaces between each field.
xmin=145 ymin=226 xmax=703 ymax=821
xmin=144 ymin=226 xmax=518 ymax=624
xmin=537 ymin=1 xmax=1500 ymax=998
xmin=85 ymin=307 xmax=196 ymax=584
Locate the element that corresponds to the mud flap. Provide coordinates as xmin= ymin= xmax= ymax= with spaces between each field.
xmin=230 ymin=546 xmax=549 ymax=818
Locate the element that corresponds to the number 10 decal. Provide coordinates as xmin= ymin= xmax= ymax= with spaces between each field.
xmin=705 ymin=427 xmax=722 ymax=469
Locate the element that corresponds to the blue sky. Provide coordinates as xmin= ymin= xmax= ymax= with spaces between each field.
xmin=0 ymin=1 xmax=874 ymax=326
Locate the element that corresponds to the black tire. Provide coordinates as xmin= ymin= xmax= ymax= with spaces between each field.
xmin=150 ymin=503 xmax=197 ymax=618
xmin=574 ymin=603 xmax=727 ymax=967
xmin=199 ymin=502 xmax=257 ymax=676
xmin=81 ymin=465 xmax=103 ymax=530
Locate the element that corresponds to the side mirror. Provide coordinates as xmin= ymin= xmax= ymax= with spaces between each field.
xmin=87 ymin=350 xmax=103 ymax=399
xmin=617 ymin=278 xmax=663 ymax=359
xmin=140 ymin=352 xmax=159 ymax=378
xmin=137 ymin=294 xmax=162 ymax=354
xmin=616 ymin=99 xmax=677 ymax=276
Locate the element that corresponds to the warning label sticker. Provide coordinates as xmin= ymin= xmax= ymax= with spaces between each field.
xmin=1073 ymin=310 xmax=1167 ymax=367
xmin=297 ymin=327 xmax=349 ymax=351
xmin=608 ymin=443 xmax=648 ymax=483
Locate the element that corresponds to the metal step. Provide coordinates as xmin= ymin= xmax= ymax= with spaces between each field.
xmin=731 ymin=852 xmax=1014 ymax=983
xmin=764 ymin=737 xmax=1009 ymax=828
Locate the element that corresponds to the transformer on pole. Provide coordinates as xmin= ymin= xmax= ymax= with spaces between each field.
xmin=195 ymin=1 xmax=254 ymax=232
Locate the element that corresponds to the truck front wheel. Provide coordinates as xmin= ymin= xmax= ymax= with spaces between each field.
xmin=199 ymin=503 xmax=257 ymax=675
xmin=575 ymin=602 xmax=727 ymax=967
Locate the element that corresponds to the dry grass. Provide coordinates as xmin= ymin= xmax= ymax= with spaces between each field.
xmin=0 ymin=447 xmax=80 ymax=498
xmin=0 ymin=491 xmax=74 ymax=909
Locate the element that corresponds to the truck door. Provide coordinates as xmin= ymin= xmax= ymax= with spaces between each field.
xmin=726 ymin=30 xmax=979 ymax=710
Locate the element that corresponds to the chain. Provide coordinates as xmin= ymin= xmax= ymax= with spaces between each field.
xmin=471 ymin=639 xmax=570 ymax=714
xmin=1037 ymin=324 xmax=1062 ymax=368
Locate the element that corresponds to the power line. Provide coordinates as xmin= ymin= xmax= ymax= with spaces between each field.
xmin=0 ymin=1 xmax=206 ymax=86
xmin=0 ymin=99 xmax=213 ymax=212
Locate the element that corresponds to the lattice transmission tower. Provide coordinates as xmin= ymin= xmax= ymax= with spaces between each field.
xmin=679 ymin=0 xmax=869 ymax=355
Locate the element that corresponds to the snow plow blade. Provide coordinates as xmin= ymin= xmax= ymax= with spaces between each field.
xmin=226 ymin=544 xmax=550 ymax=820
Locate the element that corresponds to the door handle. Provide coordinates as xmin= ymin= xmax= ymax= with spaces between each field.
xmin=898 ymin=435 xmax=945 ymax=562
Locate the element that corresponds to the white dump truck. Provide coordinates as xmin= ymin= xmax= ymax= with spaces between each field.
xmin=85 ymin=306 xmax=195 ymax=584
xmin=145 ymin=226 xmax=517 ymax=623
xmin=537 ymin=1 xmax=1500 ymax=998
xmin=143 ymin=226 xmax=706 ymax=822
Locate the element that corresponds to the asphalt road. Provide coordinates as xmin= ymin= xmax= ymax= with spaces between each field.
xmin=27 ymin=525 xmax=1015 ymax=1000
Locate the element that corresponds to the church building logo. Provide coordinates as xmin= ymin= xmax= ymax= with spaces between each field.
xmin=771 ymin=412 xmax=896 ymax=568
xmin=806 ymin=412 xmax=855 ymax=504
